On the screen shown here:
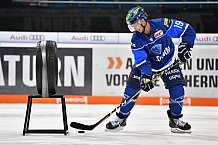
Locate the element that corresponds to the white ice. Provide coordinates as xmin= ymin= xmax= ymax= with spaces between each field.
xmin=0 ymin=104 xmax=218 ymax=145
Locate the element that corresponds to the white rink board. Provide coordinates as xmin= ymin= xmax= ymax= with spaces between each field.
xmin=92 ymin=44 xmax=218 ymax=98
xmin=0 ymin=32 xmax=218 ymax=45
xmin=0 ymin=32 xmax=218 ymax=99
xmin=0 ymin=43 xmax=217 ymax=98
xmin=182 ymin=45 xmax=218 ymax=98
xmin=92 ymin=44 xmax=133 ymax=96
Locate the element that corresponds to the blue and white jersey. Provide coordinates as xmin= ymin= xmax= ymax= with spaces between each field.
xmin=131 ymin=18 xmax=196 ymax=75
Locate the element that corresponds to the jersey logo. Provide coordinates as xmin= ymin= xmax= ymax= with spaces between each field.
xmin=156 ymin=46 xmax=171 ymax=62
xmin=164 ymin=18 xmax=169 ymax=27
xmin=154 ymin=30 xmax=163 ymax=39
xmin=150 ymin=44 xmax=162 ymax=55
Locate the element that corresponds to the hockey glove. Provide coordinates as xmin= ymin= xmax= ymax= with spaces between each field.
xmin=140 ymin=74 xmax=154 ymax=92
xmin=178 ymin=42 xmax=192 ymax=63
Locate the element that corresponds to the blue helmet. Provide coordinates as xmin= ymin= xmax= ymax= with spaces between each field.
xmin=126 ymin=6 xmax=148 ymax=26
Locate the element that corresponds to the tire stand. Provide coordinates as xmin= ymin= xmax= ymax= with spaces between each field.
xmin=23 ymin=41 xmax=68 ymax=135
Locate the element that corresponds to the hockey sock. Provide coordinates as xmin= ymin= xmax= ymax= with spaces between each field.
xmin=118 ymin=86 xmax=140 ymax=118
xmin=169 ymin=85 xmax=184 ymax=117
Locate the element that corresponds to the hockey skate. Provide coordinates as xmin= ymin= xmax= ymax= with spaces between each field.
xmin=167 ymin=110 xmax=192 ymax=133
xmin=106 ymin=115 xmax=127 ymax=130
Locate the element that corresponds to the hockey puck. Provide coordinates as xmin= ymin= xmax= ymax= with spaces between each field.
xmin=78 ymin=130 xmax=85 ymax=133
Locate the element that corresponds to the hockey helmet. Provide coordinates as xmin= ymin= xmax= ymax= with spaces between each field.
xmin=126 ymin=6 xmax=148 ymax=32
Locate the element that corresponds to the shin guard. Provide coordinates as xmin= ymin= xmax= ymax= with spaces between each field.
xmin=169 ymin=85 xmax=184 ymax=117
xmin=118 ymin=86 xmax=140 ymax=118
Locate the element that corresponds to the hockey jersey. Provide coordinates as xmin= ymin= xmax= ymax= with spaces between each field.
xmin=131 ymin=18 xmax=196 ymax=75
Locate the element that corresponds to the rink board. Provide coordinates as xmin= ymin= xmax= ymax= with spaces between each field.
xmin=1 ymin=95 xmax=218 ymax=106
xmin=0 ymin=32 xmax=218 ymax=106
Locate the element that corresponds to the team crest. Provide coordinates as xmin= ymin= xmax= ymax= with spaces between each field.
xmin=150 ymin=44 xmax=162 ymax=55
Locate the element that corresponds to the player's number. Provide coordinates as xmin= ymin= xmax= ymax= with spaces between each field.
xmin=174 ymin=20 xmax=183 ymax=29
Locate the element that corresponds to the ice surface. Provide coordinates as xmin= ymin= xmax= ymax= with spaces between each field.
xmin=0 ymin=104 xmax=218 ymax=145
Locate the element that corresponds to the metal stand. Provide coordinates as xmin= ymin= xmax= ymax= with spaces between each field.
xmin=23 ymin=94 xmax=68 ymax=135
xmin=23 ymin=41 xmax=68 ymax=136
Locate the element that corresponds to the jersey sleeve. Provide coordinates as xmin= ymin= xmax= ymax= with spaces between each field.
xmin=131 ymin=34 xmax=152 ymax=75
xmin=165 ymin=18 xmax=196 ymax=47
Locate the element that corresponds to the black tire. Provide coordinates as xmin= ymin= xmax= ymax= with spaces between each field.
xmin=36 ymin=41 xmax=42 ymax=95
xmin=46 ymin=40 xmax=58 ymax=95
xmin=36 ymin=40 xmax=58 ymax=95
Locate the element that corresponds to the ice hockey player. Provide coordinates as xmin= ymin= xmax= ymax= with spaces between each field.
xmin=106 ymin=6 xmax=196 ymax=133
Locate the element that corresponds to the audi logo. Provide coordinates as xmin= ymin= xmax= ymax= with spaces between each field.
xmin=29 ymin=35 xmax=45 ymax=41
xmin=213 ymin=36 xmax=218 ymax=42
xmin=90 ymin=35 xmax=105 ymax=41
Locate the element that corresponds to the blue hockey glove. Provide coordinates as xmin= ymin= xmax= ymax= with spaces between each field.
xmin=140 ymin=74 xmax=154 ymax=92
xmin=178 ymin=42 xmax=192 ymax=63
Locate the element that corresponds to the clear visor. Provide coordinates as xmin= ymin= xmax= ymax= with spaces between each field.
xmin=127 ymin=21 xmax=142 ymax=32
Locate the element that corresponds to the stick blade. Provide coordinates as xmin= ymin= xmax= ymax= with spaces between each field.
xmin=70 ymin=122 xmax=95 ymax=130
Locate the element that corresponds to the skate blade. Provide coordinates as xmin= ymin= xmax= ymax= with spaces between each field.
xmin=104 ymin=126 xmax=125 ymax=132
xmin=171 ymin=128 xmax=192 ymax=134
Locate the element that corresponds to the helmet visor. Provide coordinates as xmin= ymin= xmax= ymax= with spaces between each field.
xmin=127 ymin=21 xmax=141 ymax=32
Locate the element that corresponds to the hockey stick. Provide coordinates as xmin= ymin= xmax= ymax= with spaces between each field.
xmin=70 ymin=59 xmax=180 ymax=131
